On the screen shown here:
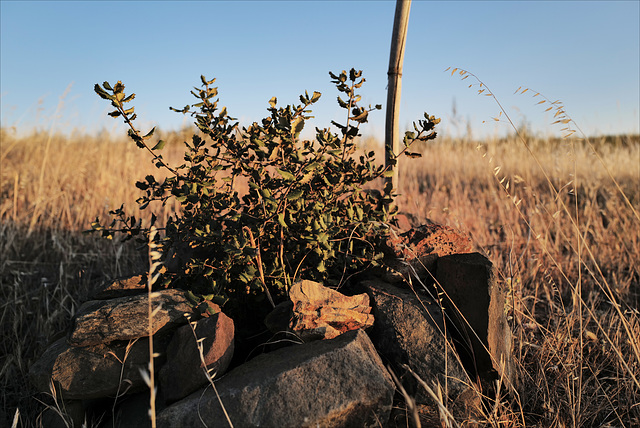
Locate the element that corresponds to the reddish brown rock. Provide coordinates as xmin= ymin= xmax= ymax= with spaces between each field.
xmin=380 ymin=222 xmax=473 ymax=284
xmin=69 ymin=289 xmax=192 ymax=347
xmin=393 ymin=212 xmax=418 ymax=231
xmin=29 ymin=335 xmax=171 ymax=400
xmin=289 ymin=280 xmax=374 ymax=340
xmin=159 ymin=310 xmax=235 ymax=403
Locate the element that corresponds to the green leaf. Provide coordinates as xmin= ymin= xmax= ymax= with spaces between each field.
xmin=404 ymin=151 xmax=422 ymax=159
xmin=143 ymin=127 xmax=155 ymax=139
xmin=277 ymin=213 xmax=287 ymax=228
xmin=317 ymin=232 xmax=329 ymax=245
xmin=152 ymin=140 xmax=166 ymax=150
xmin=269 ymin=96 xmax=277 ymax=108
xmin=260 ymin=188 xmax=272 ymax=199
xmin=291 ymin=116 xmax=305 ymax=137
xmin=185 ymin=290 xmax=200 ymax=304
xmin=276 ymin=168 xmax=295 ymax=181
xmin=351 ymin=110 xmax=368 ymax=123
xmin=310 ymin=91 xmax=321 ymax=103
xmin=95 ymin=85 xmax=113 ymax=100
xmin=287 ymin=189 xmax=304 ymax=201
xmin=304 ymin=162 xmax=321 ymax=173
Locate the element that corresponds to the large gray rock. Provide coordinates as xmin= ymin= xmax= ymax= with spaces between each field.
xmin=361 ymin=279 xmax=470 ymax=404
xmin=157 ymin=329 xmax=394 ymax=428
xmin=69 ymin=289 xmax=192 ymax=347
xmin=29 ymin=335 xmax=171 ymax=400
xmin=159 ymin=311 xmax=235 ymax=403
xmin=436 ymin=253 xmax=513 ymax=385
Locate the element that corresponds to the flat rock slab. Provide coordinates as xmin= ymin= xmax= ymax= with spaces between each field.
xmin=157 ymin=329 xmax=394 ymax=428
xmin=30 ymin=335 xmax=171 ymax=400
xmin=69 ymin=289 xmax=192 ymax=347
xmin=289 ymin=280 xmax=374 ymax=340
xmin=91 ymin=274 xmax=147 ymax=300
xmin=361 ymin=279 xmax=469 ymax=404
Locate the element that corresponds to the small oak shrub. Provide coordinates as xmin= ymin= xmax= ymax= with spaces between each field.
xmin=90 ymin=69 xmax=439 ymax=320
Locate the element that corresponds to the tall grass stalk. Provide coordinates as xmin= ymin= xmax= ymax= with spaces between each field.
xmin=145 ymin=226 xmax=163 ymax=428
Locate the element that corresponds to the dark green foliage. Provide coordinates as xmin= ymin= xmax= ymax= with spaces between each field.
xmin=90 ymin=69 xmax=438 ymax=316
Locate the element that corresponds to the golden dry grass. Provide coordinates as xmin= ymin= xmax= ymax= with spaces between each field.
xmin=1 ymin=125 xmax=638 ymax=426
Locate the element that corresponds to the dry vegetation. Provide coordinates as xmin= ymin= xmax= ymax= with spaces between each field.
xmin=1 ymin=124 xmax=638 ymax=426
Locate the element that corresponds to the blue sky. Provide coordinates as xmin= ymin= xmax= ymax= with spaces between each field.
xmin=1 ymin=1 xmax=639 ymax=140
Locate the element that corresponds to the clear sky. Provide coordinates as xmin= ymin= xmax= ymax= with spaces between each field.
xmin=1 ymin=1 xmax=639 ymax=140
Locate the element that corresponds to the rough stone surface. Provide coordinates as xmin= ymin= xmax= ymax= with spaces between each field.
xmin=156 ymin=329 xmax=394 ymax=428
xmin=436 ymin=252 xmax=513 ymax=384
xmin=69 ymin=289 xmax=192 ymax=347
xmin=37 ymin=399 xmax=85 ymax=428
xmin=393 ymin=212 xmax=418 ymax=231
xmin=101 ymin=389 xmax=168 ymax=428
xmin=159 ymin=310 xmax=235 ymax=403
xmin=289 ymin=280 xmax=374 ymax=340
xmin=264 ymin=300 xmax=294 ymax=334
xmin=361 ymin=279 xmax=469 ymax=404
xmin=29 ymin=334 xmax=171 ymax=400
xmin=379 ymin=223 xmax=473 ymax=284
xmin=91 ymin=274 xmax=147 ymax=300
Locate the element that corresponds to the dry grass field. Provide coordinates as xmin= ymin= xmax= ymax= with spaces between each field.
xmin=1 ymin=124 xmax=638 ymax=426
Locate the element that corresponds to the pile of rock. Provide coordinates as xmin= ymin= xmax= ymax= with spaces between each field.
xmin=29 ymin=223 xmax=513 ymax=427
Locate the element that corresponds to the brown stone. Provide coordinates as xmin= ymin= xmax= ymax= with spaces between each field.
xmin=289 ymin=280 xmax=374 ymax=340
xmin=156 ymin=330 xmax=394 ymax=428
xmin=29 ymin=335 xmax=171 ymax=400
xmin=159 ymin=310 xmax=235 ymax=403
xmin=69 ymin=289 xmax=192 ymax=347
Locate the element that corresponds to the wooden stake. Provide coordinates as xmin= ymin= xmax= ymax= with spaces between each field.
xmin=384 ymin=0 xmax=412 ymax=209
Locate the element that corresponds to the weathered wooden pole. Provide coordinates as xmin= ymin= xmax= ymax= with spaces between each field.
xmin=384 ymin=0 xmax=411 ymax=208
